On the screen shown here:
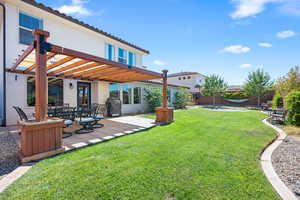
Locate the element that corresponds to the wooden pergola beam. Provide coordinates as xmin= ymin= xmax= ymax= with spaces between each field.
xmin=11 ymin=44 xmax=34 ymax=70
xmin=24 ymin=52 xmax=56 ymax=73
xmin=49 ymin=59 xmax=89 ymax=74
xmin=47 ymin=56 xmax=74 ymax=71
xmin=61 ymin=62 xmax=100 ymax=75
xmin=50 ymin=44 xmax=162 ymax=78
xmin=76 ymin=65 xmax=112 ymax=77
xmin=85 ymin=68 xmax=129 ymax=79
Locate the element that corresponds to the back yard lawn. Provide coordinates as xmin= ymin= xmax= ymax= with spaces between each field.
xmin=0 ymin=108 xmax=279 ymax=200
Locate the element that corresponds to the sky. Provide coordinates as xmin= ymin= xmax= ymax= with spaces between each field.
xmin=37 ymin=0 xmax=300 ymax=85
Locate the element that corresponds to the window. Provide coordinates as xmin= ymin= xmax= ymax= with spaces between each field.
xmin=183 ymin=77 xmax=186 ymax=80
xmin=128 ymin=52 xmax=136 ymax=66
xmin=133 ymin=86 xmax=141 ymax=104
xmin=178 ymin=77 xmax=181 ymax=80
xmin=27 ymin=77 xmax=63 ymax=106
xmin=187 ymin=76 xmax=191 ymax=79
xmin=19 ymin=12 xmax=43 ymax=45
xmin=109 ymin=83 xmax=120 ymax=98
xmin=105 ymin=44 xmax=115 ymax=61
xmin=118 ymin=48 xmax=127 ymax=64
xmin=122 ymin=84 xmax=132 ymax=104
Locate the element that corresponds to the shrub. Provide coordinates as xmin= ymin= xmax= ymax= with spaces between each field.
xmin=223 ymin=91 xmax=248 ymax=99
xmin=144 ymin=87 xmax=162 ymax=112
xmin=173 ymin=88 xmax=192 ymax=109
xmin=285 ymin=91 xmax=300 ymax=126
xmin=272 ymin=93 xmax=283 ymax=108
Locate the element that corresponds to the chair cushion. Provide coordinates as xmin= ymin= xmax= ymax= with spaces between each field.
xmin=95 ymin=115 xmax=104 ymax=119
xmin=64 ymin=120 xmax=73 ymax=126
xmin=75 ymin=118 xmax=95 ymax=123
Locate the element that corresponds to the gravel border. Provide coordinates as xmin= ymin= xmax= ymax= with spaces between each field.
xmin=0 ymin=131 xmax=21 ymax=180
xmin=272 ymin=135 xmax=300 ymax=199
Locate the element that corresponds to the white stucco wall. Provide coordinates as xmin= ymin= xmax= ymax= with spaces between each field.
xmin=167 ymin=74 xmax=206 ymax=93
xmin=2 ymin=0 xmax=151 ymax=125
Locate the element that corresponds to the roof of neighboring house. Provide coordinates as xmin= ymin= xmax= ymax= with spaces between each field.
xmin=226 ymin=85 xmax=244 ymax=92
xmin=140 ymin=81 xmax=190 ymax=89
xmin=168 ymin=72 xmax=206 ymax=78
xmin=20 ymin=0 xmax=150 ymax=54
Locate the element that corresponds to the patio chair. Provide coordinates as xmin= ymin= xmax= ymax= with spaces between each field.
xmin=75 ymin=106 xmax=95 ymax=134
xmin=91 ymin=103 xmax=104 ymax=128
xmin=270 ymin=109 xmax=287 ymax=124
xmin=13 ymin=106 xmax=35 ymax=122
xmin=56 ymin=107 xmax=76 ymax=138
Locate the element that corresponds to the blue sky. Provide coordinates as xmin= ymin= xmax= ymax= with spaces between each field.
xmin=37 ymin=0 xmax=300 ymax=84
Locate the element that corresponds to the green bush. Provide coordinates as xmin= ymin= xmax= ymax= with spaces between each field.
xmin=272 ymin=93 xmax=283 ymax=108
xmin=173 ymin=88 xmax=192 ymax=109
xmin=285 ymin=91 xmax=300 ymax=126
xmin=223 ymin=91 xmax=248 ymax=99
xmin=144 ymin=87 xmax=162 ymax=112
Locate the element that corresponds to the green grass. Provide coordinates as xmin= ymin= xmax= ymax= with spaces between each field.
xmin=0 ymin=108 xmax=279 ymax=200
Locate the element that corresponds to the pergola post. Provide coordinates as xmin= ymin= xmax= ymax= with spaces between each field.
xmin=33 ymin=30 xmax=49 ymax=121
xmin=19 ymin=29 xmax=64 ymax=163
xmin=155 ymin=70 xmax=174 ymax=124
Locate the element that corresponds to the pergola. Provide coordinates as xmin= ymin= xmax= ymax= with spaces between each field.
xmin=9 ymin=29 xmax=173 ymax=162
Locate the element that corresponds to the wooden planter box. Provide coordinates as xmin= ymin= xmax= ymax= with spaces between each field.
xmin=20 ymin=118 xmax=64 ymax=163
xmin=155 ymin=107 xmax=174 ymax=124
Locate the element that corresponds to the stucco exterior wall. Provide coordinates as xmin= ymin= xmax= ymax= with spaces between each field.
xmin=167 ymin=74 xmax=206 ymax=93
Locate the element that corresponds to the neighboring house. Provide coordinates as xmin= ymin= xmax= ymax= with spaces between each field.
xmin=0 ymin=0 xmax=186 ymax=125
xmin=167 ymin=72 xmax=206 ymax=94
xmin=226 ymin=85 xmax=244 ymax=92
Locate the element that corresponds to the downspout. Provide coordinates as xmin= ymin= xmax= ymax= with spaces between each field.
xmin=0 ymin=2 xmax=6 ymax=126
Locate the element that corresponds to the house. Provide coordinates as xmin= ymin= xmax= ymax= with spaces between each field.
xmin=167 ymin=72 xmax=206 ymax=94
xmin=0 ymin=0 xmax=187 ymax=126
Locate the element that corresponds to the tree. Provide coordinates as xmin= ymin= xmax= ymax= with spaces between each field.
xmin=202 ymin=74 xmax=227 ymax=106
xmin=274 ymin=66 xmax=300 ymax=97
xmin=173 ymin=88 xmax=192 ymax=109
xmin=144 ymin=87 xmax=162 ymax=112
xmin=243 ymin=69 xmax=273 ymax=106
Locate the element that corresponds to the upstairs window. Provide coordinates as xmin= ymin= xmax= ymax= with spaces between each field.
xmin=19 ymin=12 xmax=43 ymax=45
xmin=128 ymin=52 xmax=136 ymax=67
xmin=109 ymin=83 xmax=120 ymax=98
xmin=105 ymin=44 xmax=115 ymax=61
xmin=118 ymin=48 xmax=127 ymax=64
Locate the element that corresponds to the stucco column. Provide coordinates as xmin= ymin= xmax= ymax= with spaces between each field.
xmin=33 ymin=29 xmax=49 ymax=121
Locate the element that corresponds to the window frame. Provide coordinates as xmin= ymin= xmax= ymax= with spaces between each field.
xmin=19 ymin=11 xmax=43 ymax=45
xmin=133 ymin=86 xmax=142 ymax=104
xmin=105 ymin=43 xmax=115 ymax=61
xmin=118 ymin=48 xmax=127 ymax=64
xmin=26 ymin=76 xmax=64 ymax=107
xmin=127 ymin=51 xmax=136 ymax=67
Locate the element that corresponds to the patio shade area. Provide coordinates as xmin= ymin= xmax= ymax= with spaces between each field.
xmin=7 ymin=43 xmax=162 ymax=83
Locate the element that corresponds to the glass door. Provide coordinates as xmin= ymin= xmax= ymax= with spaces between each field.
xmin=77 ymin=82 xmax=91 ymax=108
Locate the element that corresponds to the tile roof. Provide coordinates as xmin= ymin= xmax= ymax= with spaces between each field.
xmin=21 ymin=0 xmax=150 ymax=54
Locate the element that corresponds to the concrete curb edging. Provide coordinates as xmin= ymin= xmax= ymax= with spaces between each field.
xmin=0 ymin=124 xmax=157 ymax=194
xmin=261 ymin=118 xmax=298 ymax=200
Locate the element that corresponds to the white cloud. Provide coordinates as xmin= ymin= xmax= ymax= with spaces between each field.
xmin=221 ymin=45 xmax=250 ymax=54
xmin=57 ymin=0 xmax=92 ymax=16
xmin=240 ymin=64 xmax=252 ymax=68
xmin=230 ymin=0 xmax=300 ymax=19
xmin=230 ymin=0 xmax=278 ymax=19
xmin=152 ymin=60 xmax=166 ymax=66
xmin=276 ymin=30 xmax=297 ymax=38
xmin=258 ymin=42 xmax=272 ymax=47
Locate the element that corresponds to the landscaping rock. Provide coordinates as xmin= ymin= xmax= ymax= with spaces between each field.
xmin=272 ymin=135 xmax=300 ymax=199
xmin=0 ymin=131 xmax=20 ymax=180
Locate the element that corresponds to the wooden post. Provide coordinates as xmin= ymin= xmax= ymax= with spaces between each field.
xmin=155 ymin=69 xmax=174 ymax=124
xmin=33 ymin=30 xmax=49 ymax=121
xmin=162 ymin=69 xmax=168 ymax=108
